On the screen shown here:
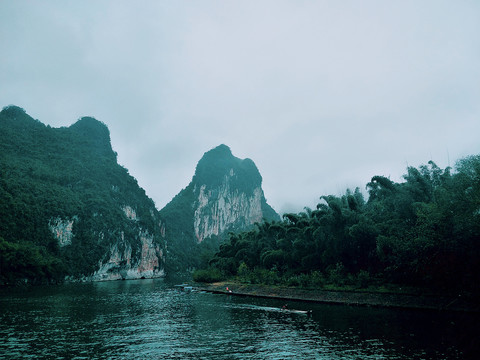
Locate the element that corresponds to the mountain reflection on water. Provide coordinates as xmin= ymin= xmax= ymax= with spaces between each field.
xmin=0 ymin=279 xmax=476 ymax=359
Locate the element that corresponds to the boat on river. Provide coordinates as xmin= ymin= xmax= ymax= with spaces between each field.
xmin=282 ymin=309 xmax=312 ymax=315
xmin=281 ymin=304 xmax=312 ymax=315
xmin=235 ymin=303 xmax=312 ymax=316
xmin=174 ymin=284 xmax=198 ymax=292
xmin=281 ymin=307 xmax=312 ymax=315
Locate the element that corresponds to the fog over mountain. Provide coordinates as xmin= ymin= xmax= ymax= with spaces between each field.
xmin=1 ymin=1 xmax=479 ymax=214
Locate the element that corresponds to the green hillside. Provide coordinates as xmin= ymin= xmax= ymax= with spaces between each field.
xmin=0 ymin=106 xmax=165 ymax=285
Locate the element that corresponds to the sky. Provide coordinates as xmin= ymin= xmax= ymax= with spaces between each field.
xmin=1 ymin=1 xmax=479 ymax=214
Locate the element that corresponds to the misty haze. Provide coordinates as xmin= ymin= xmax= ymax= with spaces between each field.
xmin=1 ymin=1 xmax=479 ymax=359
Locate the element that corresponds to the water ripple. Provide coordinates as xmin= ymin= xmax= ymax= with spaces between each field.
xmin=0 ymin=280 xmax=471 ymax=359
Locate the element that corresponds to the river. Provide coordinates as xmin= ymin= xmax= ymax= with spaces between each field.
xmin=0 ymin=278 xmax=476 ymax=359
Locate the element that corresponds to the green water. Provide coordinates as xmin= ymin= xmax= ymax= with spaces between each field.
xmin=0 ymin=279 xmax=476 ymax=359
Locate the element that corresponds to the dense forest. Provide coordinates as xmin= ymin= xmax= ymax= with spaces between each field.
xmin=196 ymin=157 xmax=480 ymax=296
xmin=0 ymin=106 xmax=164 ymax=285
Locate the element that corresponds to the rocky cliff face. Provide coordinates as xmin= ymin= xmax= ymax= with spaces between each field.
xmin=193 ymin=181 xmax=264 ymax=242
xmin=88 ymin=204 xmax=165 ymax=281
xmin=49 ymin=216 xmax=78 ymax=247
xmin=159 ymin=144 xmax=279 ymax=271
xmin=0 ymin=106 xmax=165 ymax=284
xmin=52 ymin=205 xmax=166 ymax=282
xmin=92 ymin=229 xmax=164 ymax=281
xmin=191 ymin=144 xmax=279 ymax=243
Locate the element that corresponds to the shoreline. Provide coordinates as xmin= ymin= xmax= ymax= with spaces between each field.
xmin=196 ymin=282 xmax=480 ymax=313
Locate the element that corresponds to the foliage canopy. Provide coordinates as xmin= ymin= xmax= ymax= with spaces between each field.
xmin=0 ymin=106 xmax=164 ymax=285
xmin=200 ymin=158 xmax=480 ymax=295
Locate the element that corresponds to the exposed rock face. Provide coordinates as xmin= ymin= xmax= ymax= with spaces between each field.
xmin=49 ymin=216 xmax=78 ymax=247
xmin=122 ymin=205 xmax=138 ymax=221
xmin=193 ymin=181 xmax=264 ymax=242
xmin=92 ymin=230 xmax=164 ymax=281
xmin=88 ymin=203 xmax=166 ymax=281
xmin=159 ymin=144 xmax=279 ymax=271
xmin=190 ymin=145 xmax=278 ymax=243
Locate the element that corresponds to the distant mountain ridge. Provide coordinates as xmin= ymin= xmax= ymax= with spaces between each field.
xmin=160 ymin=144 xmax=280 ymax=272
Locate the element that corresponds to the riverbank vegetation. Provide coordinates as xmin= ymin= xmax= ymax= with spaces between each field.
xmin=194 ymin=156 xmax=480 ymax=297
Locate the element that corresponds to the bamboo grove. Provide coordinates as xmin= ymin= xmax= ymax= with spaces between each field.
xmin=197 ymin=158 xmax=480 ymax=294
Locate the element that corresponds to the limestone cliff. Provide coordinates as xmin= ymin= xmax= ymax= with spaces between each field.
xmin=91 ymin=229 xmax=164 ymax=281
xmin=193 ymin=180 xmax=264 ymax=242
xmin=159 ymin=144 xmax=279 ymax=271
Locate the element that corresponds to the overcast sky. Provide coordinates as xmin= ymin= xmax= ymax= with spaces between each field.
xmin=1 ymin=1 xmax=479 ymax=214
